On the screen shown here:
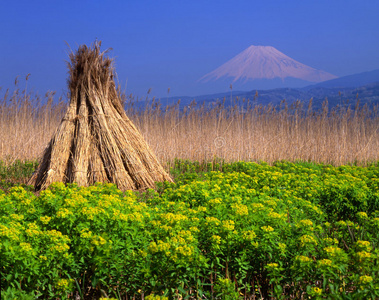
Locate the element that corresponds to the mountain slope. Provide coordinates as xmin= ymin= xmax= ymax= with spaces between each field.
xmin=200 ymin=45 xmax=337 ymax=83
xmin=149 ymin=82 xmax=379 ymax=112
xmin=303 ymin=69 xmax=379 ymax=89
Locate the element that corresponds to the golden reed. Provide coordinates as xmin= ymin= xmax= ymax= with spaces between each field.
xmin=1 ymin=79 xmax=378 ymax=167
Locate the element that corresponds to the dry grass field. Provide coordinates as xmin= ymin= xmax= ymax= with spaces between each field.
xmin=1 ymin=81 xmax=379 ymax=167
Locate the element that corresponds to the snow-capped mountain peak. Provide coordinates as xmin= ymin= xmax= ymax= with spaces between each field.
xmin=200 ymin=45 xmax=337 ymax=83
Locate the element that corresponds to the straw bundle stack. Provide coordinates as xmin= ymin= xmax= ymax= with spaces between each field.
xmin=29 ymin=41 xmax=172 ymax=191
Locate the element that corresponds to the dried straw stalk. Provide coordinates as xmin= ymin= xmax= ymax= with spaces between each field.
xmin=29 ymin=41 xmax=172 ymax=191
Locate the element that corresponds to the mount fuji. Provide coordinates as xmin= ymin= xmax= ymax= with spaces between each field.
xmin=199 ymin=45 xmax=337 ymax=90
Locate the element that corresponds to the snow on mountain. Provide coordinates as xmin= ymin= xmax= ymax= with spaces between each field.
xmin=200 ymin=45 xmax=337 ymax=83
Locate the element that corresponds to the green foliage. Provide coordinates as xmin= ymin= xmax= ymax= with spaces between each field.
xmin=0 ymin=160 xmax=38 ymax=191
xmin=1 ymin=161 xmax=379 ymax=299
xmin=213 ymin=277 xmax=240 ymax=300
xmin=1 ymin=287 xmax=39 ymax=300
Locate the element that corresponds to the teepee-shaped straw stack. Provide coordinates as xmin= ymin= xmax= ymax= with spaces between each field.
xmin=29 ymin=41 xmax=172 ymax=191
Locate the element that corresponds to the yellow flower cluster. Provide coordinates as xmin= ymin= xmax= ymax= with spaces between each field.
xmin=149 ymin=240 xmax=171 ymax=255
xmin=64 ymin=194 xmax=88 ymax=207
xmin=129 ymin=212 xmax=144 ymax=222
xmin=80 ymin=229 xmax=93 ymax=239
xmin=317 ymin=259 xmax=333 ymax=267
xmin=91 ymin=235 xmax=107 ymax=246
xmin=300 ymin=234 xmax=317 ymax=247
xmin=56 ymin=208 xmax=73 ymax=219
xmin=356 ymin=251 xmax=372 ymax=262
xmin=212 ymin=235 xmax=222 ymax=245
xmin=242 ymin=230 xmax=256 ymax=241
xmin=261 ymin=226 xmax=274 ymax=232
xmin=357 ymin=212 xmax=368 ymax=219
xmin=55 ymin=278 xmax=73 ymax=291
xmin=266 ymin=263 xmax=279 ymax=269
xmin=0 ymin=223 xmax=21 ymax=241
xmin=251 ymin=203 xmax=265 ymax=211
xmin=222 ymin=220 xmax=235 ymax=231
xmin=19 ymin=242 xmax=34 ymax=253
xmin=278 ymin=242 xmax=286 ymax=254
xmin=311 ymin=287 xmax=322 ymax=295
xmin=10 ymin=214 xmax=24 ymax=221
xmin=80 ymin=206 xmax=105 ymax=220
xmin=359 ymin=275 xmax=373 ymax=284
xmin=297 ymin=219 xmax=314 ymax=229
xmin=295 ymin=255 xmax=312 ymax=263
xmin=206 ymin=216 xmax=221 ymax=225
xmin=231 ymin=203 xmax=248 ymax=216
xmin=268 ymin=212 xmax=283 ymax=219
xmin=324 ymin=246 xmax=344 ymax=258
xmin=323 ymin=237 xmax=338 ymax=245
xmin=208 ymin=198 xmax=222 ymax=205
xmin=355 ymin=240 xmax=371 ymax=251
xmin=25 ymin=223 xmax=41 ymax=237
xmin=40 ymin=216 xmax=51 ymax=224
xmin=197 ymin=206 xmax=207 ymax=212
xmin=160 ymin=212 xmax=187 ymax=224
xmin=50 ymin=243 xmax=70 ymax=253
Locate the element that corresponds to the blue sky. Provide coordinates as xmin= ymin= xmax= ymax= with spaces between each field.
xmin=1 ymin=0 xmax=379 ymax=98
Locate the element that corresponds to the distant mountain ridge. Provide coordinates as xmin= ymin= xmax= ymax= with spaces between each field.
xmin=142 ymin=70 xmax=379 ymax=111
xmin=303 ymin=69 xmax=379 ymax=89
xmin=200 ymin=45 xmax=337 ymax=84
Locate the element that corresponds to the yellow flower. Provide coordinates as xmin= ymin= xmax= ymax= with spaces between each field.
xmin=91 ymin=236 xmax=107 ymax=246
xmin=10 ymin=214 xmax=24 ymax=221
xmin=296 ymin=255 xmax=312 ymax=263
xmin=56 ymin=208 xmax=73 ymax=219
xmin=222 ymin=220 xmax=235 ymax=231
xmin=80 ymin=229 xmax=93 ymax=239
xmin=359 ymin=275 xmax=373 ymax=284
xmin=209 ymin=198 xmax=222 ymax=205
xmin=242 ymin=230 xmax=256 ymax=241
xmin=300 ymin=235 xmax=317 ymax=247
xmin=297 ymin=219 xmax=313 ymax=229
xmin=261 ymin=226 xmax=274 ymax=232
xmin=336 ymin=220 xmax=347 ymax=227
xmin=317 ymin=259 xmax=333 ymax=267
xmin=324 ymin=246 xmax=344 ymax=258
xmin=278 ymin=243 xmax=286 ymax=254
xmin=206 ymin=216 xmax=220 ymax=225
xmin=268 ymin=212 xmax=282 ymax=219
xmin=252 ymin=203 xmax=265 ymax=211
xmin=356 ymin=240 xmax=372 ymax=252
xmin=51 ymin=243 xmax=70 ymax=253
xmin=189 ymin=226 xmax=199 ymax=232
xmin=55 ymin=278 xmax=73 ymax=291
xmin=20 ymin=242 xmax=33 ymax=253
xmin=231 ymin=203 xmax=248 ymax=216
xmin=25 ymin=223 xmax=41 ymax=237
xmin=0 ymin=224 xmax=21 ymax=241
xmin=356 ymin=251 xmax=372 ymax=262
xmin=212 ymin=235 xmax=222 ymax=244
xmin=311 ymin=287 xmax=322 ymax=295
xmin=323 ymin=237 xmax=338 ymax=245
xmin=197 ymin=206 xmax=207 ymax=212
xmin=357 ymin=212 xmax=368 ymax=219
xmin=40 ymin=216 xmax=51 ymax=224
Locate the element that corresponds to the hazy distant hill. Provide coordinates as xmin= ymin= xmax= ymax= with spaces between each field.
xmin=142 ymin=83 xmax=379 ymax=114
xmin=303 ymin=69 xmax=379 ymax=89
xmin=132 ymin=69 xmax=379 ymax=112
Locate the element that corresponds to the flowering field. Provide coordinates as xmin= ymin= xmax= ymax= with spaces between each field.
xmin=1 ymin=161 xmax=379 ymax=299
